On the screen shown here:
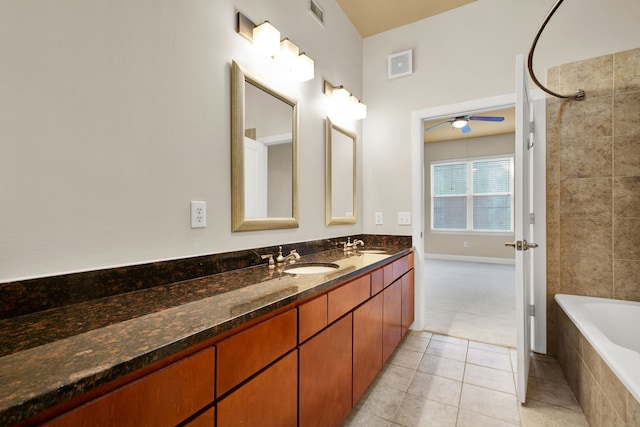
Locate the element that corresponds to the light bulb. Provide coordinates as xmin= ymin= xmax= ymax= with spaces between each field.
xmin=252 ymin=21 xmax=280 ymax=57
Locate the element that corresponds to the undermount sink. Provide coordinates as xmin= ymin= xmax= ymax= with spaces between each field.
xmin=357 ymin=247 xmax=389 ymax=254
xmin=284 ymin=262 xmax=340 ymax=275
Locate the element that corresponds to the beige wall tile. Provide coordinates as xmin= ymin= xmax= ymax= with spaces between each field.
xmin=614 ymin=218 xmax=640 ymax=260
xmin=559 ymin=216 xmax=612 ymax=261
xmin=614 ymin=90 xmax=640 ymax=136
xmin=614 ymin=176 xmax=640 ymax=217
xmin=600 ymin=359 xmax=628 ymax=422
xmin=614 ymin=47 xmax=640 ymax=93
xmin=581 ymin=336 xmax=601 ymax=384
xmin=559 ymin=54 xmax=613 ymax=98
xmin=580 ymin=362 xmax=600 ymax=425
xmin=560 ymin=178 xmax=612 ymax=218
xmin=559 ymin=256 xmax=613 ymax=298
xmin=558 ymin=95 xmax=613 ymax=139
xmin=546 ymin=66 xmax=561 ymax=94
xmin=560 ymin=136 xmax=612 ymax=178
xmin=614 ymin=259 xmax=640 ymax=301
xmin=628 ymin=391 xmax=640 ymax=426
xmin=614 ymin=134 xmax=640 ymax=177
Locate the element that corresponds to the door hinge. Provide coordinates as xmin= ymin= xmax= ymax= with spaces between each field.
xmin=530 ymin=213 xmax=535 ymax=225
xmin=529 ymin=304 xmax=536 ymax=316
xmin=529 ymin=121 xmax=535 ymax=133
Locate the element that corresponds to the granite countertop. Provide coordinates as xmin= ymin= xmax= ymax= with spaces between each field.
xmin=0 ymin=246 xmax=412 ymax=426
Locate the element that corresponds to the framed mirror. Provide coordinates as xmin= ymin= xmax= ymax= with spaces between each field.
xmin=231 ymin=61 xmax=299 ymax=231
xmin=325 ymin=118 xmax=357 ymax=225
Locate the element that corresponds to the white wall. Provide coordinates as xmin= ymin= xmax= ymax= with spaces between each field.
xmin=362 ymin=0 xmax=640 ymax=235
xmin=0 ymin=0 xmax=364 ymax=281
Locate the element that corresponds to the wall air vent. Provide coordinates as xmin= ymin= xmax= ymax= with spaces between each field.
xmin=388 ymin=50 xmax=413 ymax=79
xmin=309 ymin=0 xmax=325 ymax=26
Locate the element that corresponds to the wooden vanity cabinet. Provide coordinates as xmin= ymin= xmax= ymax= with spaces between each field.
xmin=401 ymin=269 xmax=415 ymax=338
xmin=352 ymin=292 xmax=383 ymax=405
xmin=382 ymin=279 xmax=402 ymax=364
xmin=299 ymin=314 xmax=353 ymax=427
xmin=34 ymin=252 xmax=414 ymax=427
xmin=44 ymin=347 xmax=215 ymax=427
xmin=217 ymin=351 xmax=297 ymax=427
xmin=216 ymin=309 xmax=297 ymax=397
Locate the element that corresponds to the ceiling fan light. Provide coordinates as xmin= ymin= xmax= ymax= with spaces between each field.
xmin=452 ymin=118 xmax=468 ymax=129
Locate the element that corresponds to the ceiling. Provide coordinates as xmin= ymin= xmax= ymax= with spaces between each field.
xmin=336 ymin=0 xmax=477 ymax=38
xmin=423 ymin=108 xmax=515 ymax=143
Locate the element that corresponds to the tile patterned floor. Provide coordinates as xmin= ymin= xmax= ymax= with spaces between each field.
xmin=343 ymin=331 xmax=589 ymax=426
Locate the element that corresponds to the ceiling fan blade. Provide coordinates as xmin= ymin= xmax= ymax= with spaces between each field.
xmin=468 ymin=116 xmax=505 ymax=122
xmin=425 ymin=120 xmax=452 ymax=131
xmin=461 ymin=124 xmax=471 ymax=134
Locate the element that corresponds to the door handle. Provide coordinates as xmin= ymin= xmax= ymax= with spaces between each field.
xmin=505 ymin=240 xmax=538 ymax=251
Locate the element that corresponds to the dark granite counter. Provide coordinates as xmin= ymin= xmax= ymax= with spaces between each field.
xmin=0 ymin=242 xmax=412 ymax=426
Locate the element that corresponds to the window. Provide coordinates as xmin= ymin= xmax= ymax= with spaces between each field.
xmin=431 ymin=156 xmax=513 ymax=232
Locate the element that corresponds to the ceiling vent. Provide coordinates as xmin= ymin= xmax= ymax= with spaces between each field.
xmin=309 ymin=0 xmax=325 ymax=26
xmin=388 ymin=50 xmax=413 ymax=79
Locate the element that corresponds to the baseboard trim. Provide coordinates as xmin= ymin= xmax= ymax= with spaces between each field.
xmin=424 ymin=253 xmax=515 ymax=265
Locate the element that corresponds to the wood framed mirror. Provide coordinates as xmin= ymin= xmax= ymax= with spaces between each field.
xmin=231 ymin=61 xmax=299 ymax=231
xmin=325 ymin=118 xmax=356 ymax=226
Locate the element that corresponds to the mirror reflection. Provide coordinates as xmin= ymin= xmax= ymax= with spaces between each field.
xmin=326 ymin=118 xmax=357 ymax=225
xmin=231 ymin=61 xmax=298 ymax=231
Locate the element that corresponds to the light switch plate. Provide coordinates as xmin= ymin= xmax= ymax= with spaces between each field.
xmin=375 ymin=212 xmax=384 ymax=225
xmin=397 ymin=211 xmax=411 ymax=225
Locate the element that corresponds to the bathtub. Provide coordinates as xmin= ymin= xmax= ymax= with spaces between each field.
xmin=555 ymin=294 xmax=640 ymax=405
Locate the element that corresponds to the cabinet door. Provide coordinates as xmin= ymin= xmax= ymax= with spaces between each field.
xmin=216 ymin=309 xmax=296 ymax=396
xmin=298 ymin=293 xmax=327 ymax=343
xmin=353 ymin=292 xmax=383 ymax=405
xmin=45 ymin=348 xmax=215 ymax=427
xmin=382 ymin=280 xmax=402 ymax=364
xmin=217 ymin=351 xmax=297 ymax=427
xmin=401 ymin=269 xmax=415 ymax=338
xmin=299 ymin=314 xmax=353 ymax=427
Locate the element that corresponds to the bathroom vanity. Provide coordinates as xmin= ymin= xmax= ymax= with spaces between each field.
xmin=0 ymin=241 xmax=414 ymax=426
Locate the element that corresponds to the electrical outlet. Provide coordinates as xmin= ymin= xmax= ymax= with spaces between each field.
xmin=375 ymin=212 xmax=384 ymax=225
xmin=463 ymin=241 xmax=468 ymax=248
xmin=191 ymin=201 xmax=206 ymax=228
xmin=397 ymin=211 xmax=411 ymax=225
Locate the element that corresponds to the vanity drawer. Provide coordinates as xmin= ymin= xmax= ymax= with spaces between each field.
xmin=384 ymin=254 xmax=412 ymax=287
xmin=328 ymin=274 xmax=370 ymax=323
xmin=216 ymin=309 xmax=297 ymax=397
xmin=298 ymin=293 xmax=328 ymax=343
xmin=45 ymin=347 xmax=215 ymax=427
xmin=371 ymin=268 xmax=384 ymax=295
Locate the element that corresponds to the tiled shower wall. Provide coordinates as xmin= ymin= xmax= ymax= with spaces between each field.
xmin=546 ymin=47 xmax=640 ymax=354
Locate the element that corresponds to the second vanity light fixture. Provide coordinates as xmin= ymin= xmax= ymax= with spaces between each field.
xmin=237 ymin=12 xmax=315 ymax=82
xmin=323 ymin=81 xmax=367 ymax=120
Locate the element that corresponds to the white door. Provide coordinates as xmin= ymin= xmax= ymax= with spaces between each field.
xmin=244 ymin=137 xmax=268 ymax=218
xmin=512 ymin=54 xmax=539 ymax=403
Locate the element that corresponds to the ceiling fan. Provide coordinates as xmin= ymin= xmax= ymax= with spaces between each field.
xmin=425 ymin=115 xmax=505 ymax=134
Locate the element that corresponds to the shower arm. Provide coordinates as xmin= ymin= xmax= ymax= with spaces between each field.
xmin=528 ymin=0 xmax=585 ymax=101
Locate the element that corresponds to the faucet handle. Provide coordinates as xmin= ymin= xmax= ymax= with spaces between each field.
xmin=276 ymin=246 xmax=285 ymax=263
xmin=261 ymin=254 xmax=275 ymax=269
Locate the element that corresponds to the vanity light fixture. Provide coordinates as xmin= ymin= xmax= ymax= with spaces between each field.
xmin=323 ymin=81 xmax=367 ymax=120
xmin=236 ymin=12 xmax=315 ymax=82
